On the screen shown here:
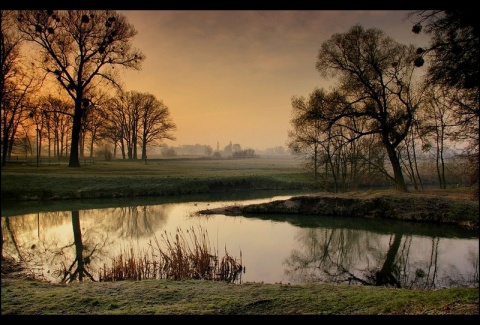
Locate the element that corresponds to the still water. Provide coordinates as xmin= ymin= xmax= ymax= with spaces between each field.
xmin=2 ymin=190 xmax=478 ymax=289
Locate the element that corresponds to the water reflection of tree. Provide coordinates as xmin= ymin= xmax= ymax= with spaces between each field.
xmin=396 ymin=236 xmax=439 ymax=289
xmin=33 ymin=210 xmax=112 ymax=283
xmin=1 ymin=210 xmax=111 ymax=283
xmin=2 ymin=216 xmax=27 ymax=261
xmin=59 ymin=210 xmax=95 ymax=282
xmin=2 ymin=204 xmax=172 ymax=283
xmin=468 ymin=250 xmax=479 ymax=286
xmin=283 ymin=228 xmax=371 ymax=284
xmin=105 ymin=205 xmax=170 ymax=239
xmin=365 ymin=233 xmax=403 ymax=287
xmin=282 ymin=228 xmax=458 ymax=289
xmin=2 ymin=214 xmax=49 ymax=264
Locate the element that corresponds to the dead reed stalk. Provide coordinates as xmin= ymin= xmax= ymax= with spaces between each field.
xmin=98 ymin=225 xmax=243 ymax=283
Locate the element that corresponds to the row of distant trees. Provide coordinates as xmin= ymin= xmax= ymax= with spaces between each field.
xmin=1 ymin=10 xmax=176 ymax=167
xmin=287 ymin=11 xmax=478 ymax=193
xmin=161 ymin=142 xmax=258 ymax=159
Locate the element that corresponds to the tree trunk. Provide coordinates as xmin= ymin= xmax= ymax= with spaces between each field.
xmin=1 ymin=131 xmax=8 ymax=166
xmin=71 ymin=210 xmax=85 ymax=282
xmin=385 ymin=143 xmax=407 ymax=191
xmin=141 ymin=137 xmax=147 ymax=160
xmin=376 ymin=233 xmax=402 ymax=287
xmin=68 ymin=100 xmax=82 ymax=167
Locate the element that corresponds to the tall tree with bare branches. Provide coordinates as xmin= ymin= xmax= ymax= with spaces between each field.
xmin=16 ymin=10 xmax=145 ymax=167
xmin=315 ymin=25 xmax=422 ymax=191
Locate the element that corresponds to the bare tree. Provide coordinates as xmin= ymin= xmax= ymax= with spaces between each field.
xmin=397 ymin=123 xmax=424 ymax=190
xmin=421 ymin=85 xmax=459 ymax=189
xmin=16 ymin=10 xmax=145 ymax=167
xmin=288 ymin=88 xmax=355 ymax=191
xmin=41 ymin=95 xmax=72 ymax=159
xmin=315 ymin=25 xmax=422 ymax=191
xmin=78 ymin=90 xmax=111 ymax=158
xmin=103 ymin=90 xmax=176 ymax=160
xmin=138 ymin=92 xmax=176 ymax=160
xmin=1 ymin=10 xmax=43 ymax=166
xmin=289 ymin=87 xmax=391 ymax=191
xmin=109 ymin=91 xmax=140 ymax=159
xmin=288 ymin=93 xmax=324 ymax=180
xmin=99 ymin=97 xmax=124 ymax=158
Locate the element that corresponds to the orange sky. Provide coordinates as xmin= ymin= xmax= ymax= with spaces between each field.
xmin=119 ymin=10 xmax=428 ymax=151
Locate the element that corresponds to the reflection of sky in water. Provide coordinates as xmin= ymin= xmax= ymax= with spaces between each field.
xmin=2 ymin=195 xmax=478 ymax=288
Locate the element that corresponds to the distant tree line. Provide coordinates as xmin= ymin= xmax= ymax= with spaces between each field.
xmin=161 ymin=141 xmax=257 ymax=159
xmin=288 ymin=10 xmax=478 ymax=193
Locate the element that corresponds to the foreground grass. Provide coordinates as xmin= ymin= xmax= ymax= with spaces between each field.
xmin=1 ymin=277 xmax=478 ymax=315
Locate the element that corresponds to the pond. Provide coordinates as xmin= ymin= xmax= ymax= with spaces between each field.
xmin=2 ymin=190 xmax=478 ymax=289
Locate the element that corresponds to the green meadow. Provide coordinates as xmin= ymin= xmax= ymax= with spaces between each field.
xmin=1 ymin=156 xmax=316 ymax=201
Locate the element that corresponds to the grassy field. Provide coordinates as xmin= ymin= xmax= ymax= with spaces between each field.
xmin=1 ymin=157 xmax=316 ymax=201
xmin=1 ymin=156 xmax=479 ymax=315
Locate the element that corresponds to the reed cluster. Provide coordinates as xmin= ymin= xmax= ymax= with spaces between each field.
xmin=98 ymin=225 xmax=244 ymax=283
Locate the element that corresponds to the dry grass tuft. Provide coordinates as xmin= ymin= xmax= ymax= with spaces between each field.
xmin=98 ymin=225 xmax=243 ymax=283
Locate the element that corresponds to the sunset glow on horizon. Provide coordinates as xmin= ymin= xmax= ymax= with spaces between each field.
xmin=120 ymin=10 xmax=428 ymax=151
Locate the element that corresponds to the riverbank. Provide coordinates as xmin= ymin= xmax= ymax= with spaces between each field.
xmin=199 ymin=189 xmax=479 ymax=231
